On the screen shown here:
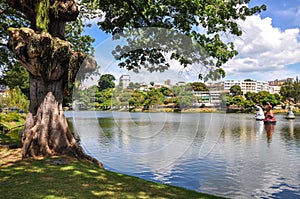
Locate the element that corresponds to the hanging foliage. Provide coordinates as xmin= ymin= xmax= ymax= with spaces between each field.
xmin=36 ymin=0 xmax=50 ymax=32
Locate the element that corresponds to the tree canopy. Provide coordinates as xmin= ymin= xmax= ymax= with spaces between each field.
xmin=81 ymin=0 xmax=266 ymax=80
xmin=98 ymin=74 xmax=116 ymax=91
xmin=0 ymin=86 xmax=29 ymax=111
xmin=230 ymin=85 xmax=243 ymax=96
xmin=0 ymin=0 xmax=29 ymax=92
xmin=0 ymin=0 xmax=95 ymax=97
xmin=1 ymin=0 xmax=265 ymax=162
xmin=1 ymin=0 xmax=267 ymax=90
xmin=280 ymin=77 xmax=300 ymax=103
xmin=189 ymin=82 xmax=208 ymax=91
xmin=0 ymin=0 xmax=29 ymax=69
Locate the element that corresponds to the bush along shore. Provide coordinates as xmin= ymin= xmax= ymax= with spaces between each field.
xmin=0 ymin=112 xmax=25 ymax=149
xmin=0 ymin=113 xmax=225 ymax=199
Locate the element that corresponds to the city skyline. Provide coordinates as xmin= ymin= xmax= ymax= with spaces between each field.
xmin=114 ymin=73 xmax=294 ymax=86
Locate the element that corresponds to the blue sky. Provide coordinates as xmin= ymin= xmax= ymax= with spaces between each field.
xmin=250 ymin=0 xmax=300 ymax=29
xmin=83 ymin=1 xmax=300 ymax=84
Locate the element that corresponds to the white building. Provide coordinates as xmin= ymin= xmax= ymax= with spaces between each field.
xmin=193 ymin=90 xmax=229 ymax=107
xmin=176 ymin=81 xmax=186 ymax=86
xmin=269 ymin=86 xmax=281 ymax=94
xmin=257 ymin=81 xmax=270 ymax=92
xmin=224 ymin=80 xmax=270 ymax=94
xmin=119 ymin=75 xmax=130 ymax=89
xmin=223 ymin=80 xmax=240 ymax=90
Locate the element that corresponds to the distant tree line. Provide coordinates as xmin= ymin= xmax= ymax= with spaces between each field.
xmin=72 ymin=74 xmax=210 ymax=111
xmin=2 ymin=74 xmax=300 ymax=113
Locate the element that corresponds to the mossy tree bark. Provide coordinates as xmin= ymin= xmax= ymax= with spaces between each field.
xmin=7 ymin=0 xmax=103 ymax=167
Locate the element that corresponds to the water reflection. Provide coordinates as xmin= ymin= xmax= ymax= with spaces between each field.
xmin=289 ymin=120 xmax=294 ymax=137
xmin=280 ymin=120 xmax=300 ymax=150
xmin=264 ymin=123 xmax=275 ymax=144
xmin=66 ymin=112 xmax=300 ymax=199
xmin=256 ymin=121 xmax=264 ymax=135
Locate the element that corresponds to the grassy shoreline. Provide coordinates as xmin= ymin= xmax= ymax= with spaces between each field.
xmin=0 ymin=115 xmax=225 ymax=199
xmin=0 ymin=147 xmax=225 ymax=199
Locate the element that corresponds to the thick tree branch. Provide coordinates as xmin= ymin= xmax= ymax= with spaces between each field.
xmin=7 ymin=0 xmax=79 ymax=32
xmin=50 ymin=0 xmax=79 ymax=22
xmin=7 ymin=0 xmax=36 ymax=19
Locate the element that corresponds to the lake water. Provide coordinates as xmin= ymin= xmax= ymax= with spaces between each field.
xmin=66 ymin=111 xmax=300 ymax=199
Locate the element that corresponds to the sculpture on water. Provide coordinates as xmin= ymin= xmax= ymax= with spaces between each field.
xmin=254 ymin=104 xmax=265 ymax=121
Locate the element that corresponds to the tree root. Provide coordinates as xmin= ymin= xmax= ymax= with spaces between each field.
xmin=71 ymin=145 xmax=104 ymax=169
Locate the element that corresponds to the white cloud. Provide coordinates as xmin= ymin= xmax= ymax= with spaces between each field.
xmin=87 ymin=14 xmax=300 ymax=84
xmin=223 ymin=15 xmax=300 ymax=80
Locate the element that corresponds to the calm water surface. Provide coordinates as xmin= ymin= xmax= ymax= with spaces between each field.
xmin=66 ymin=111 xmax=300 ymax=199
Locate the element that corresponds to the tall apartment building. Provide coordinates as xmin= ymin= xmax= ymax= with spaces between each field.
xmin=119 ymin=74 xmax=130 ymax=89
xmin=223 ymin=80 xmax=269 ymax=94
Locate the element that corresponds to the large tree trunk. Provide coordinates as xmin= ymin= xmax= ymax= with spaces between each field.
xmin=7 ymin=24 xmax=103 ymax=167
xmin=22 ymin=76 xmax=74 ymax=157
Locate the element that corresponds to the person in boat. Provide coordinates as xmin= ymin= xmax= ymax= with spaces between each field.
xmin=264 ymin=103 xmax=276 ymax=124
xmin=254 ymin=104 xmax=265 ymax=120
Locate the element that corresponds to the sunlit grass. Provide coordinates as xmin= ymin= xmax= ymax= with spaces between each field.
xmin=0 ymin=113 xmax=226 ymax=198
xmin=0 ymin=148 xmax=225 ymax=199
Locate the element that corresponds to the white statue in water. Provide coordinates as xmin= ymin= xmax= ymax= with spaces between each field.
xmin=254 ymin=105 xmax=265 ymax=120
xmin=286 ymin=105 xmax=295 ymax=120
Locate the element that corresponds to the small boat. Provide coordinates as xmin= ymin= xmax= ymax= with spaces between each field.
xmin=254 ymin=105 xmax=265 ymax=121
xmin=285 ymin=110 xmax=295 ymax=120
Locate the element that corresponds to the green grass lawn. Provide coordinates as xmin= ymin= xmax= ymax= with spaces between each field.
xmin=0 ymin=112 xmax=226 ymax=199
xmin=0 ymin=148 xmax=225 ymax=199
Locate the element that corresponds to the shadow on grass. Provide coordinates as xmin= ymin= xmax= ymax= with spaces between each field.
xmin=0 ymin=153 xmax=225 ymax=199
